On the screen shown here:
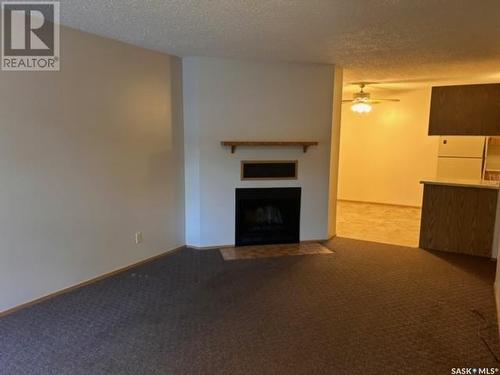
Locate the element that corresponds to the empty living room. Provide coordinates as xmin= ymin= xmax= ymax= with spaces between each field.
xmin=2 ymin=1 xmax=500 ymax=374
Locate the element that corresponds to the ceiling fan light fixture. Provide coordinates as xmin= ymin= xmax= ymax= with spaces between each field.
xmin=343 ymin=83 xmax=400 ymax=114
xmin=351 ymin=101 xmax=372 ymax=113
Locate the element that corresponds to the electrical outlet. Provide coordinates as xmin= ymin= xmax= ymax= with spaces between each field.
xmin=135 ymin=232 xmax=143 ymax=244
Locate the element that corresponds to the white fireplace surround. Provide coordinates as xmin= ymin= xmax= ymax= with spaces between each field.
xmin=183 ymin=57 xmax=343 ymax=248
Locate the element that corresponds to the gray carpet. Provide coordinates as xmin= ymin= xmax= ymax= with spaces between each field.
xmin=1 ymin=237 xmax=499 ymax=374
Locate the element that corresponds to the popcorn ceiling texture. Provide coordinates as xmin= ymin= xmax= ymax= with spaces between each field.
xmin=61 ymin=0 xmax=500 ymax=84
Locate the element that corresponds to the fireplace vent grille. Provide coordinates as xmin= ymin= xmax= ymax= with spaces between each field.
xmin=241 ymin=161 xmax=297 ymax=180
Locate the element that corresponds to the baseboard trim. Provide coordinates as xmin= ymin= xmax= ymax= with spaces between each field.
xmin=0 ymin=245 xmax=186 ymax=318
xmin=338 ymin=199 xmax=421 ymax=209
xmin=187 ymin=244 xmax=234 ymax=250
xmin=303 ymin=238 xmax=332 ymax=243
xmin=495 ymin=282 xmax=500 ymax=339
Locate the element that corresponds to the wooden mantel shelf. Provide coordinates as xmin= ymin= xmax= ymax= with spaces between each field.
xmin=221 ymin=141 xmax=319 ymax=154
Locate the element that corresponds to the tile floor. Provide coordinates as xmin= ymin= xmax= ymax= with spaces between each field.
xmin=220 ymin=242 xmax=332 ymax=260
xmin=336 ymin=200 xmax=422 ymax=247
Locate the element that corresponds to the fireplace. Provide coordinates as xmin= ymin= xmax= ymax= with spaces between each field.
xmin=235 ymin=188 xmax=301 ymax=246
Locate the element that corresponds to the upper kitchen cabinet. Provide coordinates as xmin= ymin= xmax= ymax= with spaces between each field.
xmin=429 ymin=83 xmax=500 ymax=135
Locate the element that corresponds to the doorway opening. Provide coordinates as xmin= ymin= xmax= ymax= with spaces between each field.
xmin=336 ymin=86 xmax=435 ymax=247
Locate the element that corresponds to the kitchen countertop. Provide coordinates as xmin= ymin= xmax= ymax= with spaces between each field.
xmin=420 ymin=178 xmax=500 ymax=190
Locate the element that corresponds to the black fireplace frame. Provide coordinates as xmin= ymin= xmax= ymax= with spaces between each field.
xmin=235 ymin=187 xmax=301 ymax=247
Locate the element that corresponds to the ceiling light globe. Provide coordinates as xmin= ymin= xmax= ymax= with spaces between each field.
xmin=351 ymin=102 xmax=372 ymax=113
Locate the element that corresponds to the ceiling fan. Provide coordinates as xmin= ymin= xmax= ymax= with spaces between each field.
xmin=342 ymin=83 xmax=400 ymax=113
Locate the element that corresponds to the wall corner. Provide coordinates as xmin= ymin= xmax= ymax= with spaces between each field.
xmin=327 ymin=66 xmax=344 ymax=238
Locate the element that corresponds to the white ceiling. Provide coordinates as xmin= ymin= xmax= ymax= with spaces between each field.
xmin=60 ymin=0 xmax=500 ymax=87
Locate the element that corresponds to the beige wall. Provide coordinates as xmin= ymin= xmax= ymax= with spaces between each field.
xmin=0 ymin=27 xmax=185 ymax=312
xmin=338 ymin=88 xmax=439 ymax=207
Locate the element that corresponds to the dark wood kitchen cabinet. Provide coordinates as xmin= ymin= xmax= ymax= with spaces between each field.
xmin=419 ymin=182 xmax=499 ymax=257
xmin=428 ymin=83 xmax=500 ymax=135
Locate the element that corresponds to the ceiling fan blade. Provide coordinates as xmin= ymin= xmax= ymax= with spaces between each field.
xmin=368 ymin=99 xmax=401 ymax=103
xmin=346 ymin=81 xmax=379 ymax=87
xmin=342 ymin=99 xmax=400 ymax=104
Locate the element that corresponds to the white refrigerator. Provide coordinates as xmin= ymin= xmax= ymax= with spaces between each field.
xmin=436 ymin=136 xmax=486 ymax=180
